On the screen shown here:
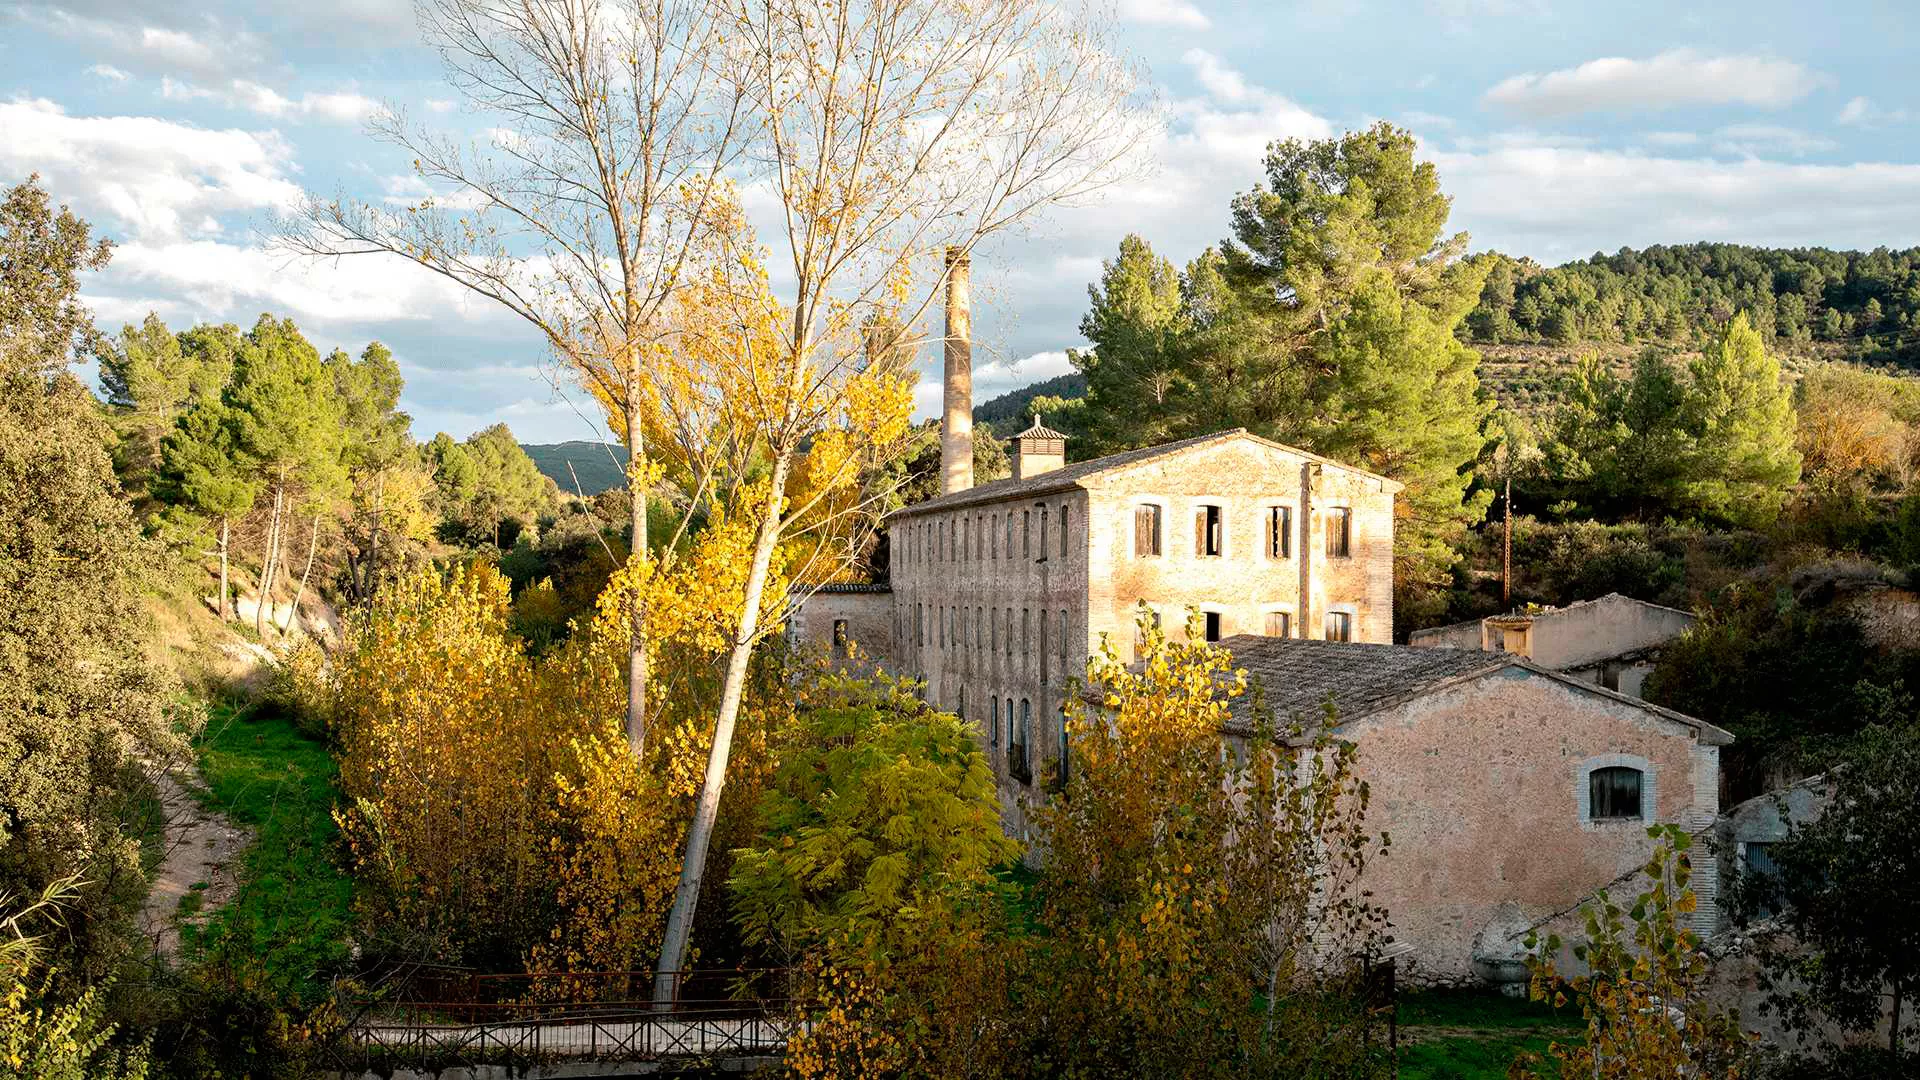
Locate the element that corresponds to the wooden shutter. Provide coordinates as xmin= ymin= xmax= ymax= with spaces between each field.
xmin=1194 ymin=509 xmax=1207 ymax=555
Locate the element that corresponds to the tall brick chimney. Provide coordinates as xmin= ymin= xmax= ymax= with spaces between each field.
xmin=940 ymin=247 xmax=973 ymax=495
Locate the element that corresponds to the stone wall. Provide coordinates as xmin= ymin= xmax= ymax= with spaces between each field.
xmin=1331 ymin=667 xmax=1722 ymax=985
xmin=787 ymin=587 xmax=895 ymax=673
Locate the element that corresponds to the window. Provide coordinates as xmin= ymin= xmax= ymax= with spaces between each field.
xmin=1022 ymin=609 xmax=1031 ymax=663
xmin=990 ymin=697 xmax=1000 ymax=749
xmin=990 ymin=606 xmax=998 ymax=653
xmin=1588 ymin=766 xmax=1644 ymax=820
xmin=1057 ymin=707 xmax=1070 ymax=788
xmin=957 ymin=686 xmax=966 ymax=724
xmin=1264 ymin=610 xmax=1291 ymax=638
xmin=1196 ymin=504 xmax=1223 ymax=557
xmin=915 ymin=603 xmax=923 ymax=647
xmin=1204 ymin=611 xmax=1223 ymax=642
xmin=1012 ymin=699 xmax=1032 ymax=783
xmin=1324 ymin=611 xmax=1353 ymax=642
xmin=990 ymin=514 xmax=998 ymax=559
xmin=1023 ymin=510 xmax=1031 ymax=558
xmin=1005 ymin=608 xmax=1013 ymax=656
xmin=1005 ymin=514 xmax=1013 ymax=558
xmin=1134 ymin=504 xmax=1162 ymax=557
xmin=1060 ymin=504 xmax=1071 ymax=557
xmin=1326 ymin=507 xmax=1353 ymax=558
xmin=1005 ymin=697 xmax=1015 ymax=755
xmin=831 ymin=618 xmax=848 ymax=654
xmin=1267 ymin=505 xmax=1293 ymax=559
xmin=1038 ymin=505 xmax=1049 ymax=562
xmin=1039 ymin=607 xmax=1049 ymax=684
xmin=1058 ymin=610 xmax=1069 ymax=673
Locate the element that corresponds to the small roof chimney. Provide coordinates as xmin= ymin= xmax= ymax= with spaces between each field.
xmin=1012 ymin=415 xmax=1067 ymax=480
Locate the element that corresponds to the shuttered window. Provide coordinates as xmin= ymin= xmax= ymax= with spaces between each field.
xmin=1264 ymin=610 xmax=1291 ymax=638
xmin=1324 ymin=611 xmax=1353 ymax=642
xmin=1267 ymin=506 xmax=1293 ymax=559
xmin=1133 ymin=504 xmax=1162 ymax=556
xmin=1059 ymin=504 xmax=1071 ymax=557
xmin=1326 ymin=507 xmax=1353 ymax=558
xmin=1196 ymin=505 xmax=1223 ymax=557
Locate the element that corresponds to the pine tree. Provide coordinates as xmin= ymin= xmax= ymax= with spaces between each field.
xmin=1685 ymin=313 xmax=1800 ymax=526
xmin=1073 ymin=234 xmax=1188 ymax=454
xmin=155 ymin=401 xmax=257 ymax=620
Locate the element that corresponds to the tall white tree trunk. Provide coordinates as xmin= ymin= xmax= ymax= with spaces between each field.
xmin=625 ymin=389 xmax=649 ymax=760
xmin=216 ymin=516 xmax=231 ymax=621
xmin=289 ymin=514 xmax=320 ymax=636
xmin=256 ymin=483 xmax=283 ymax=641
xmin=651 ymin=451 xmax=791 ymax=1008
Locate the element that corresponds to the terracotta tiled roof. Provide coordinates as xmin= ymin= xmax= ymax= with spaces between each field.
xmin=1015 ymin=417 xmax=1070 ymax=440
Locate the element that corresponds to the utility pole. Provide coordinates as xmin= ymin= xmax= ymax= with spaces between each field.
xmin=1502 ymin=472 xmax=1513 ymax=608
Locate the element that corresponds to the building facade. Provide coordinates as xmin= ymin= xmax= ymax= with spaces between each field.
xmin=1221 ymin=635 xmax=1731 ymax=986
xmin=1410 ymin=592 xmax=1697 ymax=699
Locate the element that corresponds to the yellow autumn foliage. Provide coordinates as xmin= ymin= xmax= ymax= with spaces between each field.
xmin=316 ymin=538 xmax=792 ymax=977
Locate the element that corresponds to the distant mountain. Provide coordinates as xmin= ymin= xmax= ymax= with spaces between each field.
xmin=974 ymin=371 xmax=1086 ymax=431
xmin=522 ymin=441 xmax=629 ymax=496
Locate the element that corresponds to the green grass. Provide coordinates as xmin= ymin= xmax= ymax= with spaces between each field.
xmin=1392 ymin=989 xmax=1581 ymax=1079
xmin=1399 ymin=1031 xmax=1560 ymax=1080
xmin=184 ymin=698 xmax=354 ymax=998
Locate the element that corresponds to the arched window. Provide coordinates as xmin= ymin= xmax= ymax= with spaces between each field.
xmin=1013 ymin=699 xmax=1032 ymax=783
xmin=990 ymin=696 xmax=1000 ymax=749
xmin=1056 ymin=706 xmax=1070 ymax=788
xmin=1589 ymin=766 xmax=1644 ymax=820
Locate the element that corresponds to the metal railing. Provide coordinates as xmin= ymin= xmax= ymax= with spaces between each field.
xmin=337 ymin=967 xmax=796 ymax=1072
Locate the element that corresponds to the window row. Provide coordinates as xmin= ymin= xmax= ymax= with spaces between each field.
xmin=1133 ymin=503 xmax=1352 ymax=560
xmin=900 ymin=502 xmax=1075 ymax=568
xmin=903 ymin=603 xmax=1074 ymax=671
xmin=1132 ymin=605 xmax=1352 ymax=650
xmin=981 ymin=693 xmax=1068 ymax=789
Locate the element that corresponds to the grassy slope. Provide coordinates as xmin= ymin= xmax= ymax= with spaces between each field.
xmin=185 ymin=699 xmax=354 ymax=996
xmin=1395 ymin=989 xmax=1583 ymax=1080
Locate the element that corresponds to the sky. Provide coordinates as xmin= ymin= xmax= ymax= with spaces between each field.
xmin=3 ymin=0 xmax=1918 ymax=444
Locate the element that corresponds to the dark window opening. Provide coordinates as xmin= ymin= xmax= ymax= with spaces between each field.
xmin=1059 ymin=504 xmax=1071 ymax=557
xmin=1326 ymin=507 xmax=1353 ymax=558
xmin=1196 ymin=504 xmax=1223 ymax=557
xmin=1204 ymin=611 xmax=1223 ymax=642
xmin=1589 ymin=766 xmax=1643 ymax=820
xmin=1012 ymin=699 xmax=1033 ymax=784
xmin=1268 ymin=505 xmax=1293 ymax=559
xmin=831 ymin=619 xmax=848 ymax=653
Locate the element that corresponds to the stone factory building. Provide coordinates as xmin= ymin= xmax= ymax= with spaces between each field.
xmin=1409 ymin=592 xmax=1697 ymax=700
xmin=1219 ymin=635 xmax=1733 ymax=986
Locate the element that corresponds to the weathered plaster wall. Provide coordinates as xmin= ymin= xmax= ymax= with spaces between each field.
xmin=788 ymin=588 xmax=894 ymax=672
xmin=1524 ymin=597 xmax=1697 ymax=671
xmin=1336 ymin=669 xmax=1720 ymax=985
xmin=1084 ymin=438 xmax=1396 ymax=653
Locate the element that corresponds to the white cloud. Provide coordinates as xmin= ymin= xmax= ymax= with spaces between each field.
xmin=1483 ymin=49 xmax=1827 ymax=118
xmin=86 ymin=63 xmax=130 ymax=83
xmin=1182 ymin=48 xmax=1250 ymax=103
xmin=425 ymin=99 xmax=457 ymax=114
xmin=0 ymin=98 xmax=302 ymax=242
xmin=1643 ymin=131 xmax=1700 ymax=147
xmin=1118 ymin=0 xmax=1210 ymax=30
xmin=1400 ymin=110 xmax=1456 ymax=131
xmin=14 ymin=8 xmax=264 ymax=79
xmin=1838 ymin=95 xmax=1910 ymax=128
xmin=1433 ymin=141 xmax=1920 ymax=260
xmin=160 ymin=77 xmax=386 ymax=124
xmin=1711 ymin=123 xmax=1835 ymax=158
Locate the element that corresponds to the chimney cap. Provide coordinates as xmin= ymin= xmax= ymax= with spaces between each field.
xmin=1016 ymin=414 xmax=1068 ymax=441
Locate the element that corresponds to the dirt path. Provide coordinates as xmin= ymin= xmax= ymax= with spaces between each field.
xmin=138 ymin=765 xmax=249 ymax=960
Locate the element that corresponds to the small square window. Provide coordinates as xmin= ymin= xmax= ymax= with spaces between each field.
xmin=1589 ymin=766 xmax=1643 ymax=820
xmin=1204 ymin=611 xmax=1223 ymax=642
xmin=1264 ymin=610 xmax=1291 ymax=637
xmin=1324 ymin=611 xmax=1353 ymax=642
xmin=831 ymin=618 xmax=848 ymax=652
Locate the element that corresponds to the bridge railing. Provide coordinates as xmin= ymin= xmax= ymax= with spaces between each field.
xmin=336 ymin=967 xmax=798 ymax=1071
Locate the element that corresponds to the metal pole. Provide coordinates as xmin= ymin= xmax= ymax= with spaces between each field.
xmin=1502 ymin=473 xmax=1513 ymax=608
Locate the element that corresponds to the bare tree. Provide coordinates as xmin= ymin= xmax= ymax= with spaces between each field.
xmin=648 ymin=0 xmax=1152 ymax=1004
xmin=280 ymin=0 xmax=753 ymax=757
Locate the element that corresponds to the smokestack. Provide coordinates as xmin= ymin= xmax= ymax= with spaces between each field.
xmin=941 ymin=246 xmax=973 ymax=495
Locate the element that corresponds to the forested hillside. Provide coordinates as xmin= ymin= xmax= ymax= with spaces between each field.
xmin=522 ymin=440 xmax=629 ymax=496
xmin=974 ymin=371 xmax=1086 ymax=429
xmin=1462 ymin=243 xmax=1920 ymax=362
